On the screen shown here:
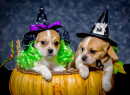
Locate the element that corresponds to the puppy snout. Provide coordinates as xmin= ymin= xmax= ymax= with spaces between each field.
xmin=82 ymin=56 xmax=87 ymax=61
xmin=48 ymin=49 xmax=53 ymax=54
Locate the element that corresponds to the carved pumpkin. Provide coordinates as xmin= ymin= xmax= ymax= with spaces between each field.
xmin=9 ymin=65 xmax=114 ymax=95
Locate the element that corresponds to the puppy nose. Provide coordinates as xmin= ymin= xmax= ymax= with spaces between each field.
xmin=82 ymin=56 xmax=87 ymax=61
xmin=48 ymin=49 xmax=53 ymax=53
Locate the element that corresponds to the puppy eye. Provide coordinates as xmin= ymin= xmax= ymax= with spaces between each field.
xmin=41 ymin=41 xmax=46 ymax=45
xmin=81 ymin=47 xmax=84 ymax=52
xmin=90 ymin=49 xmax=96 ymax=54
xmin=54 ymin=41 xmax=59 ymax=46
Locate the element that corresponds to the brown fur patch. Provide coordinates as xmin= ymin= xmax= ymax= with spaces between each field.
xmin=36 ymin=29 xmax=61 ymax=49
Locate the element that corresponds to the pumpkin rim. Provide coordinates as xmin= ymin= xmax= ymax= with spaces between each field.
xmin=16 ymin=64 xmax=100 ymax=75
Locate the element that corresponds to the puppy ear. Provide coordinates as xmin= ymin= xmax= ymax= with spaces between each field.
xmin=107 ymin=46 xmax=118 ymax=59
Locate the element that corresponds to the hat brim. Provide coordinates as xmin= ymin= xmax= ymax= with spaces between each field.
xmin=22 ymin=29 xmax=58 ymax=50
xmin=22 ymin=25 xmax=71 ymax=50
xmin=76 ymin=33 xmax=117 ymax=46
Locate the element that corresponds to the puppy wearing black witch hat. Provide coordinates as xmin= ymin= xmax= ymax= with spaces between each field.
xmin=18 ymin=7 xmax=73 ymax=81
xmin=69 ymin=9 xmax=118 ymax=92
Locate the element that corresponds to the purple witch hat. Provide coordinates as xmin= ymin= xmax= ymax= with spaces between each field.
xmin=22 ymin=6 xmax=70 ymax=50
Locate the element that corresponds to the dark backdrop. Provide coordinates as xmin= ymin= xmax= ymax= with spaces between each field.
xmin=0 ymin=0 xmax=130 ymax=70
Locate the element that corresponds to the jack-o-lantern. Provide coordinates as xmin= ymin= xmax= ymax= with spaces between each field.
xmin=9 ymin=64 xmax=114 ymax=95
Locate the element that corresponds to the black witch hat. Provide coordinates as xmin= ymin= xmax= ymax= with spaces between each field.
xmin=35 ymin=6 xmax=50 ymax=25
xmin=76 ymin=9 xmax=117 ymax=46
xmin=22 ymin=6 xmax=70 ymax=50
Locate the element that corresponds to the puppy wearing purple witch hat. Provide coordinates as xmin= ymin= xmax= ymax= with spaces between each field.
xmin=21 ymin=7 xmax=71 ymax=81
xmin=68 ymin=9 xmax=118 ymax=92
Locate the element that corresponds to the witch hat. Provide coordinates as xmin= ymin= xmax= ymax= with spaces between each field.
xmin=36 ymin=6 xmax=50 ymax=25
xmin=22 ymin=6 xmax=70 ymax=50
xmin=76 ymin=9 xmax=117 ymax=46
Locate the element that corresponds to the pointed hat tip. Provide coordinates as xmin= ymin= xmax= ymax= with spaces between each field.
xmin=105 ymin=9 xmax=108 ymax=11
xmin=96 ymin=9 xmax=108 ymax=23
xmin=39 ymin=6 xmax=44 ymax=11
xmin=104 ymin=9 xmax=108 ymax=13
xmin=36 ymin=6 xmax=50 ymax=25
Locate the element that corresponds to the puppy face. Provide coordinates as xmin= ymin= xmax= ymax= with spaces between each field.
xmin=34 ymin=30 xmax=61 ymax=58
xmin=78 ymin=36 xmax=110 ymax=64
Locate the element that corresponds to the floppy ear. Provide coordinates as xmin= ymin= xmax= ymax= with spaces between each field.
xmin=107 ymin=46 xmax=118 ymax=59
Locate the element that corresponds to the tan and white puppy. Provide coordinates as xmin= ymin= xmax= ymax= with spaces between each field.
xmin=31 ymin=29 xmax=66 ymax=81
xmin=69 ymin=36 xmax=118 ymax=92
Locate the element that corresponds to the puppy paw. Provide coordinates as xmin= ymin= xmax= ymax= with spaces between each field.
xmin=68 ymin=68 xmax=74 ymax=71
xmin=41 ymin=70 xmax=52 ymax=81
xmin=79 ymin=66 xmax=89 ymax=79
xmin=53 ymin=66 xmax=66 ymax=71
xmin=102 ymin=81 xmax=112 ymax=92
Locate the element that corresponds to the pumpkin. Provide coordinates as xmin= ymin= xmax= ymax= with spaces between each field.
xmin=9 ymin=65 xmax=114 ymax=95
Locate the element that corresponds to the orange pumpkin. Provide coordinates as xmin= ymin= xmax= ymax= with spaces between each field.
xmin=9 ymin=65 xmax=114 ymax=95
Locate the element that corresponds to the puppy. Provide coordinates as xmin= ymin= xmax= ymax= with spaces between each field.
xmin=69 ymin=36 xmax=118 ymax=92
xmin=31 ymin=29 xmax=66 ymax=81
